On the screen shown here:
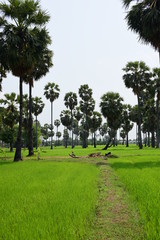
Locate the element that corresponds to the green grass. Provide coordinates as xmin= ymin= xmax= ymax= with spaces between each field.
xmin=0 ymin=161 xmax=99 ymax=240
xmin=1 ymin=144 xmax=160 ymax=239
xmin=109 ymin=145 xmax=160 ymax=240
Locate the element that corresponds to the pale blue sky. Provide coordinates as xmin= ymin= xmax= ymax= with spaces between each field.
xmin=2 ymin=0 xmax=159 ymax=139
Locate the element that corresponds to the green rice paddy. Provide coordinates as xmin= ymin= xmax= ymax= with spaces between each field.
xmin=1 ymin=145 xmax=160 ymax=239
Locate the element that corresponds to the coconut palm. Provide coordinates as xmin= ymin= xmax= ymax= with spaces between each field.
xmin=44 ymin=82 xmax=60 ymax=149
xmin=123 ymin=61 xmax=151 ymax=149
xmin=32 ymin=97 xmax=45 ymax=149
xmin=0 ymin=0 xmax=50 ymax=161
xmin=64 ymin=92 xmax=77 ymax=148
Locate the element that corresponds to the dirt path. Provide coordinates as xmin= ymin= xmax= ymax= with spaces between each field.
xmin=91 ymin=163 xmax=144 ymax=240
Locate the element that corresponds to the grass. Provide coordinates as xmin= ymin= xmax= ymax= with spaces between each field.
xmin=1 ymin=144 xmax=160 ymax=239
xmin=109 ymin=145 xmax=160 ymax=240
xmin=0 ymin=161 xmax=99 ymax=240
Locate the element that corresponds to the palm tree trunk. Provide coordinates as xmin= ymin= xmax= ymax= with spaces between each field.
xmin=94 ymin=130 xmax=96 ymax=148
xmin=151 ymin=130 xmax=155 ymax=148
xmin=36 ymin=115 xmax=38 ymax=149
xmin=51 ymin=101 xmax=53 ymax=150
xmin=10 ymin=142 xmax=13 ymax=152
xmin=71 ymin=110 xmax=74 ymax=149
xmin=137 ymin=95 xmax=143 ymax=149
xmin=148 ymin=131 xmax=150 ymax=147
xmin=156 ymin=97 xmax=159 ymax=148
xmin=28 ymin=82 xmax=34 ymax=156
xmin=126 ymin=132 xmax=129 ymax=147
xmin=14 ymin=77 xmax=23 ymax=161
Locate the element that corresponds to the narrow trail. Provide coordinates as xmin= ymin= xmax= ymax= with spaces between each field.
xmin=92 ymin=163 xmax=144 ymax=240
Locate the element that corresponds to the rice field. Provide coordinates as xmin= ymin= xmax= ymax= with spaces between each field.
xmin=0 ymin=160 xmax=99 ymax=240
xmin=1 ymin=145 xmax=160 ymax=239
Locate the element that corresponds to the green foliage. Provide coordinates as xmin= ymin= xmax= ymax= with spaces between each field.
xmin=33 ymin=122 xmax=41 ymax=148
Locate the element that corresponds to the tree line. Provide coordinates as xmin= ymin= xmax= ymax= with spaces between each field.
xmin=1 ymin=0 xmax=160 ymax=161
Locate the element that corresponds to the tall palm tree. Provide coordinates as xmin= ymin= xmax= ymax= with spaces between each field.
xmin=89 ymin=111 xmax=102 ymax=148
xmin=123 ymin=61 xmax=151 ymax=149
xmin=54 ymin=119 xmax=61 ymax=146
xmin=0 ymin=0 xmax=50 ymax=161
xmin=64 ymin=92 xmax=77 ymax=148
xmin=121 ymin=104 xmax=133 ymax=147
xmin=44 ymin=82 xmax=60 ymax=149
xmin=79 ymin=84 xmax=95 ymax=148
xmin=25 ymin=46 xmax=53 ymax=156
xmin=32 ymin=97 xmax=45 ymax=149
xmin=123 ymin=0 xmax=160 ymax=55
xmin=100 ymin=92 xmax=124 ymax=150
xmin=151 ymin=68 xmax=160 ymax=148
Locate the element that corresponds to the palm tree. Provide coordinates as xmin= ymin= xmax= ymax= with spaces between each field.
xmin=123 ymin=0 xmax=160 ymax=56
xmin=121 ymin=104 xmax=133 ymax=147
xmin=32 ymin=97 xmax=45 ymax=149
xmin=123 ymin=61 xmax=151 ymax=149
xmin=44 ymin=82 xmax=60 ymax=149
xmin=60 ymin=110 xmax=72 ymax=130
xmin=56 ymin=131 xmax=62 ymax=146
xmin=0 ymin=0 xmax=50 ymax=161
xmin=64 ymin=92 xmax=77 ymax=148
xmin=151 ymin=68 xmax=160 ymax=148
xmin=0 ymin=93 xmax=18 ymax=151
xmin=79 ymin=84 xmax=95 ymax=148
xmin=54 ymin=119 xmax=61 ymax=146
xmin=100 ymin=92 xmax=123 ymax=150
xmin=89 ymin=111 xmax=102 ymax=148
xmin=25 ymin=47 xmax=53 ymax=156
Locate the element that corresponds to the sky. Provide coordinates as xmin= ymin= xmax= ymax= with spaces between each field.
xmin=1 ymin=0 xmax=159 ymax=139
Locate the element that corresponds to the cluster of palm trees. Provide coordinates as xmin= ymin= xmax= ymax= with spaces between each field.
xmin=1 ymin=0 xmax=160 ymax=159
xmin=0 ymin=0 xmax=53 ymax=161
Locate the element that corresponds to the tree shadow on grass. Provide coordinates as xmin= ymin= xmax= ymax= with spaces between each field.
xmin=0 ymin=161 xmax=14 ymax=166
xmin=110 ymin=161 xmax=160 ymax=170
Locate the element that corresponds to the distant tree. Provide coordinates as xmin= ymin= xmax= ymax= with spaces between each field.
xmin=33 ymin=121 xmax=41 ymax=148
xmin=120 ymin=129 xmax=126 ymax=145
xmin=123 ymin=61 xmax=151 ymax=149
xmin=89 ymin=111 xmax=102 ymax=148
xmin=121 ymin=104 xmax=133 ymax=147
xmin=54 ymin=119 xmax=61 ymax=146
xmin=79 ymin=84 xmax=95 ymax=148
xmin=0 ymin=93 xmax=18 ymax=151
xmin=56 ymin=131 xmax=62 ymax=146
xmin=32 ymin=97 xmax=45 ymax=149
xmin=63 ymin=129 xmax=69 ymax=148
xmin=41 ymin=124 xmax=49 ymax=146
xmin=152 ymin=68 xmax=160 ymax=148
xmin=60 ymin=110 xmax=72 ymax=131
xmin=100 ymin=92 xmax=123 ymax=150
xmin=64 ymin=92 xmax=77 ymax=148
xmin=99 ymin=123 xmax=108 ymax=141
xmin=44 ymin=82 xmax=60 ymax=149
